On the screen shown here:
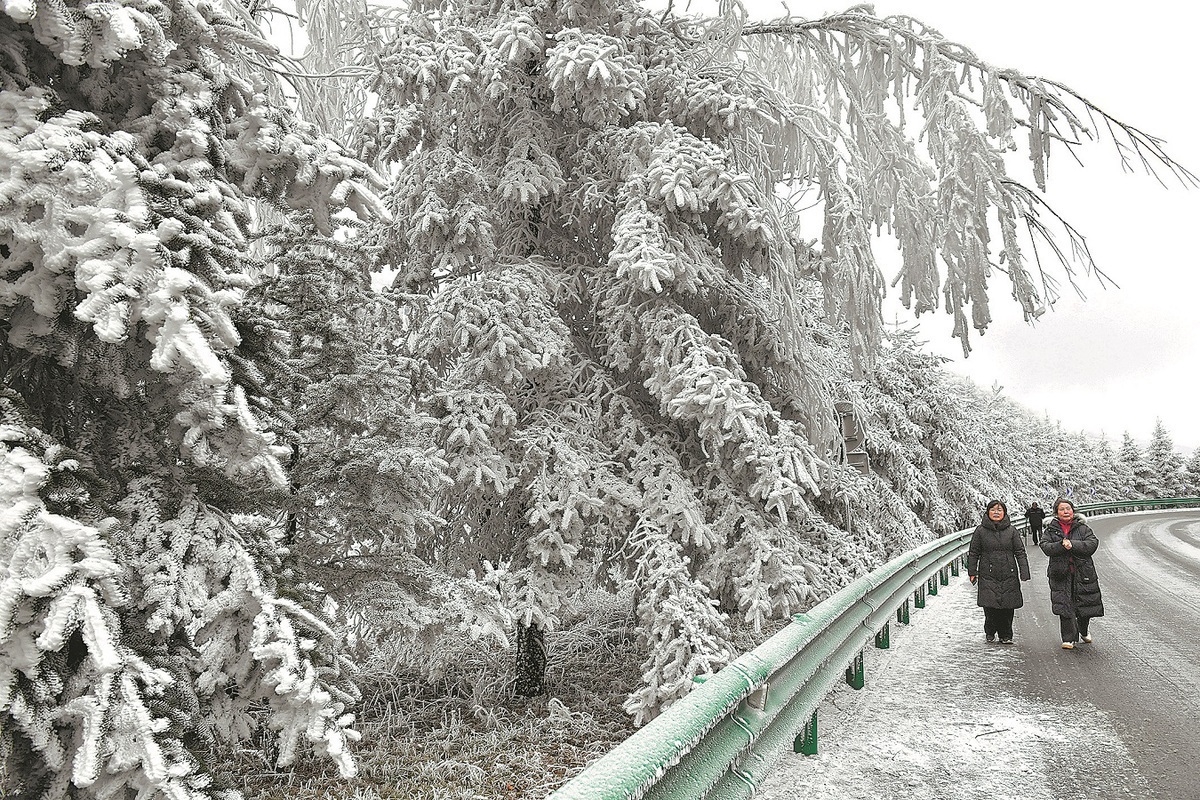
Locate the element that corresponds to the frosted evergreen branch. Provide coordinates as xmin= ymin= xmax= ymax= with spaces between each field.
xmin=1002 ymin=180 xmax=1114 ymax=304
xmin=738 ymin=11 xmax=1196 ymax=188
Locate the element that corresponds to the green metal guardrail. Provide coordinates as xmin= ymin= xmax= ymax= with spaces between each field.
xmin=551 ymin=497 xmax=1200 ymax=800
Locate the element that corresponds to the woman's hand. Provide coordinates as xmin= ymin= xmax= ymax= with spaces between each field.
xmin=1062 ymin=539 xmax=1072 ymax=550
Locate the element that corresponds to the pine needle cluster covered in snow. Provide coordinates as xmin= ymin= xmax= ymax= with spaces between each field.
xmin=0 ymin=0 xmax=383 ymax=795
xmin=0 ymin=402 xmax=361 ymax=797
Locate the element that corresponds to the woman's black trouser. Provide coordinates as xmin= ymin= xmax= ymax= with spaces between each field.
xmin=1060 ymin=612 xmax=1090 ymax=642
xmin=983 ymin=607 xmax=1015 ymax=639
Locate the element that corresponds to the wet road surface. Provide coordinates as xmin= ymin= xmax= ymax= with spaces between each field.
xmin=1015 ymin=510 xmax=1200 ymax=799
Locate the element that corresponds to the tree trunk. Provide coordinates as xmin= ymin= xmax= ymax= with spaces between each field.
xmin=284 ymin=440 xmax=300 ymax=549
xmin=514 ymin=620 xmax=547 ymax=696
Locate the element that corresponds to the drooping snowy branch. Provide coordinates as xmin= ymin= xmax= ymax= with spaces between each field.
xmin=0 ymin=408 xmax=358 ymax=797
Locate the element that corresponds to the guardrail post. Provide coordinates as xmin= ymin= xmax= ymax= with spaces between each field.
xmin=875 ymin=622 xmax=890 ymax=649
xmin=939 ymin=566 xmax=949 ymax=586
xmin=914 ymin=584 xmax=926 ymax=608
xmin=897 ymin=598 xmax=910 ymax=624
xmin=950 ymin=559 xmax=960 ymax=576
xmin=845 ymin=649 xmax=864 ymax=689
xmin=927 ymin=575 xmax=938 ymax=596
xmin=795 ymin=712 xmax=818 ymax=755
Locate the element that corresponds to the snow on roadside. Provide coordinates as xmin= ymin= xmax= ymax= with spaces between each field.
xmin=756 ymin=576 xmax=1150 ymax=800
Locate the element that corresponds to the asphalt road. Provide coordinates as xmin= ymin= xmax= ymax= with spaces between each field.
xmin=1013 ymin=509 xmax=1200 ymax=799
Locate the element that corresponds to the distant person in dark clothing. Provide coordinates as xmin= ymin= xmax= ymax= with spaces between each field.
xmin=967 ymin=500 xmax=1031 ymax=644
xmin=1024 ymin=502 xmax=1046 ymax=545
xmin=1040 ymin=498 xmax=1104 ymax=649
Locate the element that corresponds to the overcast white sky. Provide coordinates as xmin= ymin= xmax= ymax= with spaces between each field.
xmin=654 ymin=1 xmax=1200 ymax=452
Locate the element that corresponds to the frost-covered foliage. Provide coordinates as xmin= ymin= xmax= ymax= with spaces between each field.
xmin=1008 ymin=420 xmax=1191 ymax=505
xmin=0 ymin=4 xmax=386 ymax=479
xmin=5 ymin=3 xmax=1192 ymax=784
xmin=855 ymin=331 xmax=989 ymax=531
xmin=289 ymin=0 xmax=1194 ymax=723
xmin=348 ymin=0 xmax=859 ymax=719
xmin=1077 ymin=434 xmax=1127 ymax=501
xmin=246 ymin=220 xmax=513 ymax=661
xmin=1 ymin=0 xmax=388 ymax=794
xmin=1184 ymin=448 xmax=1200 ymax=496
xmin=0 ymin=402 xmax=359 ymax=798
xmin=848 ymin=330 xmax=1180 ymax=526
xmin=1119 ymin=432 xmax=1155 ymax=497
xmin=1145 ymin=418 xmax=1186 ymax=498
xmin=733 ymin=7 xmax=1193 ymax=358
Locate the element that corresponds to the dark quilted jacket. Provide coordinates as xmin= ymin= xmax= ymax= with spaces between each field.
xmin=1040 ymin=517 xmax=1105 ymax=618
xmin=967 ymin=512 xmax=1031 ymax=609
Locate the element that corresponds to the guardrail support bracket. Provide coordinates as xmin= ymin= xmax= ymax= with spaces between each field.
xmin=939 ymin=566 xmax=949 ymax=586
xmin=845 ymin=649 xmax=865 ymax=690
xmin=795 ymin=712 xmax=818 ymax=755
xmin=915 ymin=585 xmax=926 ymax=609
xmin=927 ymin=575 xmax=938 ymax=596
xmin=898 ymin=598 xmax=910 ymax=624
xmin=951 ymin=559 xmax=960 ymax=576
xmin=875 ymin=622 xmax=890 ymax=649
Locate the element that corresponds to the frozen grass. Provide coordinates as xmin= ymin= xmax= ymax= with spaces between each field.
xmin=238 ymin=589 xmax=651 ymax=799
xmin=235 ymin=589 xmax=791 ymax=798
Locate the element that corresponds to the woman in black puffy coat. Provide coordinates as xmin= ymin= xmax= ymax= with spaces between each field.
xmin=967 ymin=500 xmax=1031 ymax=643
xmin=1040 ymin=498 xmax=1104 ymax=649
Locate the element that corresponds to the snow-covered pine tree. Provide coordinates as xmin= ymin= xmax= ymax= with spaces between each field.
xmin=1065 ymin=431 xmax=1099 ymax=501
xmin=854 ymin=327 xmax=960 ymax=533
xmin=1 ymin=0 xmax=388 ymax=795
xmin=1119 ymin=432 xmax=1154 ymax=498
xmin=1089 ymin=433 xmax=1127 ymax=501
xmin=352 ymin=0 xmax=855 ymax=718
xmin=1037 ymin=422 xmax=1085 ymax=500
xmin=835 ymin=325 xmax=1131 ymax=554
xmin=1183 ymin=447 xmax=1200 ymax=497
xmin=1145 ymin=418 xmax=1186 ymax=498
xmin=248 ymin=219 xmax=513 ymax=679
xmin=292 ymin=0 xmax=1188 ymax=719
xmin=969 ymin=386 xmax=1047 ymax=508
xmin=911 ymin=375 xmax=1009 ymax=525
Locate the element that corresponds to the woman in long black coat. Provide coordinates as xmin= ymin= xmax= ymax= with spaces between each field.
xmin=967 ymin=500 xmax=1031 ymax=643
xmin=1040 ymin=498 xmax=1104 ymax=649
xmin=1024 ymin=502 xmax=1046 ymax=545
